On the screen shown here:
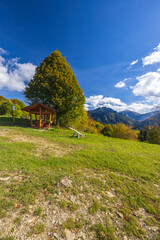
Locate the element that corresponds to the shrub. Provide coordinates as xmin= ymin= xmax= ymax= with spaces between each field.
xmin=147 ymin=126 xmax=160 ymax=144
xmin=67 ymin=112 xmax=104 ymax=134
xmin=139 ymin=126 xmax=160 ymax=145
xmin=101 ymin=124 xmax=115 ymax=137
xmin=139 ymin=128 xmax=148 ymax=142
xmin=102 ymin=123 xmax=138 ymax=141
xmin=84 ymin=117 xmax=104 ymax=134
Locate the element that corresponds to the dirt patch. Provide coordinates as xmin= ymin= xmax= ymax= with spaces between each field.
xmin=0 ymin=171 xmax=159 ymax=240
xmin=0 ymin=128 xmax=74 ymax=157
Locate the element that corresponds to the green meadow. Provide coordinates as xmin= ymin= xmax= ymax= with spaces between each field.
xmin=0 ymin=117 xmax=160 ymax=240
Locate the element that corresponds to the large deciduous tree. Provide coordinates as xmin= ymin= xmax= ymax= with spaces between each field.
xmin=24 ymin=51 xmax=85 ymax=125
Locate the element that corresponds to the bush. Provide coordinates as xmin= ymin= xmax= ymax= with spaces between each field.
xmin=63 ymin=111 xmax=104 ymax=134
xmin=85 ymin=117 xmax=104 ymax=134
xmin=101 ymin=124 xmax=115 ymax=137
xmin=61 ymin=108 xmax=89 ymax=129
xmin=102 ymin=123 xmax=138 ymax=141
xmin=139 ymin=129 xmax=148 ymax=142
xmin=139 ymin=126 xmax=160 ymax=145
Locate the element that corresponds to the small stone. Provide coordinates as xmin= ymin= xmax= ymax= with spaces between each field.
xmin=118 ymin=212 xmax=123 ymax=218
xmin=70 ymin=196 xmax=76 ymax=203
xmin=109 ymin=213 xmax=114 ymax=217
xmin=154 ymin=184 xmax=159 ymax=188
xmin=53 ymin=233 xmax=58 ymax=239
xmin=78 ymin=232 xmax=86 ymax=239
xmin=0 ymin=177 xmax=10 ymax=181
xmin=65 ymin=229 xmax=75 ymax=240
xmin=150 ymin=226 xmax=159 ymax=232
xmin=107 ymin=191 xmax=115 ymax=198
xmin=60 ymin=177 xmax=72 ymax=187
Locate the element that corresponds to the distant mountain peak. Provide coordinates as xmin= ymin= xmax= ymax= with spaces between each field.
xmin=120 ymin=110 xmax=141 ymax=116
xmin=89 ymin=107 xmax=117 ymax=113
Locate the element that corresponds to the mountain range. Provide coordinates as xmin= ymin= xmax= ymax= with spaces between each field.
xmin=120 ymin=110 xmax=158 ymax=121
xmin=88 ymin=107 xmax=160 ymax=129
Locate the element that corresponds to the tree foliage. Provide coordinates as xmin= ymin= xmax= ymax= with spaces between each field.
xmin=0 ymin=96 xmax=7 ymax=104
xmin=24 ymin=51 xmax=85 ymax=125
xmin=0 ymin=100 xmax=12 ymax=116
xmin=0 ymin=97 xmax=28 ymax=118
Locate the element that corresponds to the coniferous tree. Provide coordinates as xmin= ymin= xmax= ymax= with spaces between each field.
xmin=24 ymin=51 xmax=85 ymax=125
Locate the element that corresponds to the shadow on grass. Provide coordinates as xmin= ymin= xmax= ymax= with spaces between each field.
xmin=0 ymin=117 xmax=31 ymax=127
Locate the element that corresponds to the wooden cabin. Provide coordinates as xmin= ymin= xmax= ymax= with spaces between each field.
xmin=22 ymin=103 xmax=56 ymax=129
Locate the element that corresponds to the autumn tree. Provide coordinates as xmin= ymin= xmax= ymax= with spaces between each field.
xmin=0 ymin=99 xmax=28 ymax=118
xmin=24 ymin=51 xmax=85 ymax=125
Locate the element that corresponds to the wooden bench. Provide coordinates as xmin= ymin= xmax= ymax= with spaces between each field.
xmin=68 ymin=127 xmax=85 ymax=138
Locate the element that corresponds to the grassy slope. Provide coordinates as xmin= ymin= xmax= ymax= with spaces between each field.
xmin=0 ymin=117 xmax=160 ymax=240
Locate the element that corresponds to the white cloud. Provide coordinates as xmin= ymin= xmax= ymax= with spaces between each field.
xmin=0 ymin=48 xmax=8 ymax=55
xmin=115 ymin=81 xmax=126 ymax=88
xmin=0 ymin=49 xmax=36 ymax=91
xmin=142 ymin=43 xmax=160 ymax=66
xmin=128 ymin=44 xmax=160 ymax=110
xmin=125 ymin=102 xmax=155 ymax=114
xmin=114 ymin=78 xmax=131 ymax=88
xmin=86 ymin=95 xmax=126 ymax=110
xmin=132 ymin=71 xmax=160 ymax=97
xmin=0 ymin=56 xmax=5 ymax=63
xmin=145 ymin=96 xmax=160 ymax=103
xmin=85 ymin=95 xmax=128 ymax=112
xmin=85 ymin=95 xmax=158 ymax=114
xmin=130 ymin=59 xmax=138 ymax=67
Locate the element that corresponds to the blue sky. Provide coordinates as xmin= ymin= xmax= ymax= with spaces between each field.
xmin=0 ymin=0 xmax=160 ymax=113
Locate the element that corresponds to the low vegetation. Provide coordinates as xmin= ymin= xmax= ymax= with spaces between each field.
xmin=101 ymin=123 xmax=138 ymax=140
xmin=0 ymin=117 xmax=159 ymax=239
xmin=139 ymin=126 xmax=160 ymax=145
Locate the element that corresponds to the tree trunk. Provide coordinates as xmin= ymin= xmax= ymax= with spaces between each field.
xmin=56 ymin=114 xmax=59 ymax=125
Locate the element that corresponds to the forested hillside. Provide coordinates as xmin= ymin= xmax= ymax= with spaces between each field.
xmin=88 ymin=107 xmax=136 ymax=126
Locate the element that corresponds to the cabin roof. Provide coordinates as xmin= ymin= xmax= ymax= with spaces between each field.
xmin=22 ymin=102 xmax=56 ymax=114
